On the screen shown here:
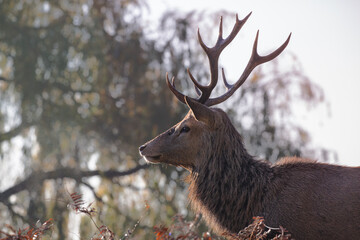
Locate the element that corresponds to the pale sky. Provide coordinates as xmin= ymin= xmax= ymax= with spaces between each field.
xmin=148 ymin=0 xmax=360 ymax=166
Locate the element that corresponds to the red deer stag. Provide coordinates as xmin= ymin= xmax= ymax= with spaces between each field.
xmin=139 ymin=13 xmax=360 ymax=239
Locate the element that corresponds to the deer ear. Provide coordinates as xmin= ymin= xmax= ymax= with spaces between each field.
xmin=185 ymin=96 xmax=215 ymax=127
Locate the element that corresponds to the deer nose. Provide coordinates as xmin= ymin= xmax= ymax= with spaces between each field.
xmin=139 ymin=144 xmax=146 ymax=152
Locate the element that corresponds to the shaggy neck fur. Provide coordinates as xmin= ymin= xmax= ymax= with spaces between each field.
xmin=188 ymin=111 xmax=273 ymax=234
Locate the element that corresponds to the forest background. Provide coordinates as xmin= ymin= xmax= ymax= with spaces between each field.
xmin=0 ymin=0 xmax=358 ymax=239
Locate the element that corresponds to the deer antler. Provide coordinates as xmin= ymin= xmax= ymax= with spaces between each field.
xmin=166 ymin=13 xmax=291 ymax=106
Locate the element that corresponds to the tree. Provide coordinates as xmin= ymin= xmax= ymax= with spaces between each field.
xmin=0 ymin=1 xmax=331 ymax=239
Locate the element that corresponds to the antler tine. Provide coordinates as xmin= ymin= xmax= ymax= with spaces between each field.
xmin=205 ymin=31 xmax=292 ymax=106
xmin=221 ymin=68 xmax=232 ymax=90
xmin=253 ymin=31 xmax=292 ymax=65
xmin=218 ymin=16 xmax=223 ymax=40
xmin=187 ymin=68 xmax=205 ymax=93
xmin=166 ymin=73 xmax=187 ymax=104
xmin=187 ymin=69 xmax=202 ymax=96
xmin=165 ymin=13 xmax=290 ymax=107
xmin=189 ymin=12 xmax=252 ymax=104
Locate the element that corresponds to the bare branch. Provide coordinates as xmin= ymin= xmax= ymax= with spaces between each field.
xmin=0 ymin=163 xmax=150 ymax=203
xmin=1 ymin=200 xmax=29 ymax=223
xmin=80 ymin=180 xmax=104 ymax=203
xmin=0 ymin=76 xmax=10 ymax=82
xmin=0 ymin=121 xmax=33 ymax=142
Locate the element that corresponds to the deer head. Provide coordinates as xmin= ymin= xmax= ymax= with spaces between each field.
xmin=139 ymin=13 xmax=291 ymax=171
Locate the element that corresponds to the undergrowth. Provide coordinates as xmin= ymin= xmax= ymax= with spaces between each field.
xmin=0 ymin=192 xmax=292 ymax=240
xmin=0 ymin=219 xmax=53 ymax=240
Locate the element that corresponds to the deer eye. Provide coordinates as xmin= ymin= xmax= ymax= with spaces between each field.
xmin=180 ymin=126 xmax=190 ymax=133
xmin=168 ymin=128 xmax=175 ymax=135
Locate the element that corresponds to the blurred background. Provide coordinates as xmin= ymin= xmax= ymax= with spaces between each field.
xmin=0 ymin=0 xmax=358 ymax=239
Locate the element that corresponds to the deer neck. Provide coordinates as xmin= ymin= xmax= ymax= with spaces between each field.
xmin=188 ymin=127 xmax=272 ymax=233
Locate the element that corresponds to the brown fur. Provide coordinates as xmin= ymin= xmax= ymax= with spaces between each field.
xmin=140 ymin=104 xmax=360 ymax=240
xmin=139 ymin=13 xmax=360 ymax=239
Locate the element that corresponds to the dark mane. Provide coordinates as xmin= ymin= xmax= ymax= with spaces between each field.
xmin=189 ymin=109 xmax=273 ymax=233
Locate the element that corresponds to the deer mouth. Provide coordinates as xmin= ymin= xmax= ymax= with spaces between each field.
xmin=143 ymin=155 xmax=162 ymax=163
